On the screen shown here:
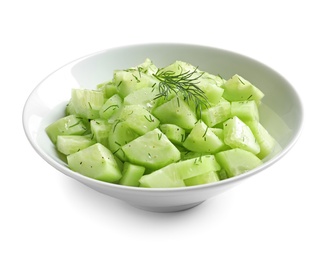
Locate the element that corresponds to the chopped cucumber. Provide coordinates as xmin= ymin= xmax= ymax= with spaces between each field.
xmin=123 ymin=86 xmax=160 ymax=111
xmin=118 ymin=105 xmax=160 ymax=135
xmin=121 ymin=128 xmax=181 ymax=170
xmin=56 ymin=134 xmax=96 ymax=155
xmin=113 ymin=69 xmax=159 ymax=98
xmin=184 ymin=171 xmax=219 ymax=186
xmin=231 ymin=100 xmax=259 ymax=122
xmin=70 ymin=88 xmax=105 ymax=119
xmin=246 ymin=120 xmax=278 ymax=159
xmin=96 ymin=81 xmax=118 ymax=98
xmin=215 ymin=148 xmax=263 ymax=177
xmin=201 ymin=98 xmax=231 ymax=127
xmin=90 ymin=119 xmax=112 ymax=148
xmin=118 ymin=162 xmax=146 ymax=187
xmin=159 ymin=124 xmax=186 ymax=146
xmin=223 ymin=116 xmax=260 ymax=155
xmin=221 ymin=74 xmax=264 ymax=102
xmin=152 ymin=97 xmax=197 ymax=130
xmin=99 ymin=94 xmax=122 ymax=120
xmin=139 ymin=155 xmax=220 ymax=188
xmin=46 ymin=59 xmax=278 ymax=187
xmin=107 ymin=121 xmax=139 ymax=161
xmin=67 ymin=143 xmax=122 ymax=182
xmin=134 ymin=58 xmax=158 ymax=76
xmin=46 ymin=114 xmax=87 ymax=144
xmin=183 ymin=121 xmax=225 ymax=153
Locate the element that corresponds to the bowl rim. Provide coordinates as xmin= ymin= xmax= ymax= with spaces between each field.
xmin=22 ymin=42 xmax=304 ymax=192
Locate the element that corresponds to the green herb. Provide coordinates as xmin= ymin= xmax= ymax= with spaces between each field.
xmin=112 ymin=119 xmax=122 ymax=133
xmin=238 ymin=77 xmax=245 ymax=85
xmin=103 ymin=104 xmax=119 ymax=112
xmin=153 ymin=67 xmax=209 ymax=116
xmin=68 ymin=120 xmax=81 ymax=128
xmin=193 ymin=156 xmax=203 ymax=165
xmin=132 ymin=74 xmax=140 ymax=83
xmin=202 ymin=125 xmax=209 ymax=139
xmin=144 ymin=114 xmax=154 ymax=122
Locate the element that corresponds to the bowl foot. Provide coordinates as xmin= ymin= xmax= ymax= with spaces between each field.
xmin=130 ymin=201 xmax=205 ymax=213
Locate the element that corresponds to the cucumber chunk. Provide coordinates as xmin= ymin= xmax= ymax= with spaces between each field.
xmin=70 ymin=88 xmax=105 ymax=119
xmin=67 ymin=143 xmax=122 ymax=183
xmin=96 ymin=81 xmax=118 ymax=98
xmin=231 ymin=100 xmax=259 ymax=122
xmin=221 ymin=74 xmax=264 ymax=102
xmin=183 ymin=121 xmax=225 ymax=153
xmin=210 ymin=127 xmax=231 ymax=151
xmin=159 ymin=124 xmax=186 ymax=146
xmin=134 ymin=58 xmax=158 ymax=76
xmin=56 ymin=134 xmax=96 ymax=155
xmin=158 ymin=60 xmax=224 ymax=106
xmin=118 ymin=162 xmax=146 ymax=187
xmin=195 ymin=74 xmax=224 ymax=105
xmin=215 ymin=148 xmax=263 ymax=177
xmin=113 ymin=69 xmax=159 ymax=98
xmin=152 ymin=97 xmax=197 ymax=130
xmin=123 ymin=86 xmax=160 ymax=111
xmin=107 ymin=121 xmax=139 ymax=161
xmin=223 ymin=116 xmax=260 ymax=155
xmin=184 ymin=171 xmax=219 ymax=186
xmin=90 ymin=119 xmax=112 ymax=148
xmin=46 ymin=114 xmax=87 ymax=144
xmin=121 ymin=128 xmax=181 ymax=170
xmin=118 ymin=105 xmax=160 ymax=135
xmin=201 ymin=98 xmax=231 ymax=127
xmin=99 ymin=94 xmax=122 ymax=120
xmin=246 ymin=120 xmax=278 ymax=159
xmin=139 ymin=155 xmax=220 ymax=188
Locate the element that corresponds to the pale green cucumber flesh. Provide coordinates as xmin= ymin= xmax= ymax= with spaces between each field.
xmin=46 ymin=114 xmax=87 ymax=144
xmin=99 ymin=94 xmax=122 ymax=120
xmin=184 ymin=171 xmax=219 ymax=186
xmin=159 ymin=124 xmax=186 ymax=146
xmin=139 ymin=155 xmax=220 ymax=188
xmin=183 ymin=121 xmax=225 ymax=153
xmin=118 ymin=162 xmax=146 ymax=187
xmin=223 ymin=116 xmax=260 ymax=155
xmin=90 ymin=119 xmax=112 ymax=148
xmin=221 ymin=74 xmax=264 ymax=102
xmin=152 ymin=97 xmax=197 ymax=130
xmin=70 ymin=88 xmax=105 ymax=119
xmin=121 ymin=128 xmax=181 ymax=170
xmin=56 ymin=134 xmax=96 ymax=155
xmin=118 ymin=105 xmax=160 ymax=135
xmin=215 ymin=148 xmax=263 ymax=177
xmin=67 ymin=143 xmax=122 ymax=183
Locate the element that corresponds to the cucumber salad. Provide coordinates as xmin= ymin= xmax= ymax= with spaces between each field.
xmin=46 ymin=59 xmax=278 ymax=188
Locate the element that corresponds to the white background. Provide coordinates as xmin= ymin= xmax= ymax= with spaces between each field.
xmin=1 ymin=0 xmax=327 ymax=259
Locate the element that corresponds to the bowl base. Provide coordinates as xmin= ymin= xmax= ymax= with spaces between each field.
xmin=130 ymin=201 xmax=205 ymax=213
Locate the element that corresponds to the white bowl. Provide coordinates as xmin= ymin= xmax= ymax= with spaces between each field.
xmin=23 ymin=43 xmax=303 ymax=212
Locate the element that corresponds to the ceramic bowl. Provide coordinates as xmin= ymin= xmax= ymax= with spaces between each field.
xmin=23 ymin=43 xmax=303 ymax=212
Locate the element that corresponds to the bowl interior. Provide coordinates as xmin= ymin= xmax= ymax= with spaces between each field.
xmin=23 ymin=43 xmax=303 ymax=211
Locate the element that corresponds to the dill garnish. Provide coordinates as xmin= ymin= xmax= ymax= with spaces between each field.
xmin=152 ymin=67 xmax=209 ymax=116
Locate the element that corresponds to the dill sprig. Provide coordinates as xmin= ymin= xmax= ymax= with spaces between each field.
xmin=153 ymin=67 xmax=209 ymax=116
